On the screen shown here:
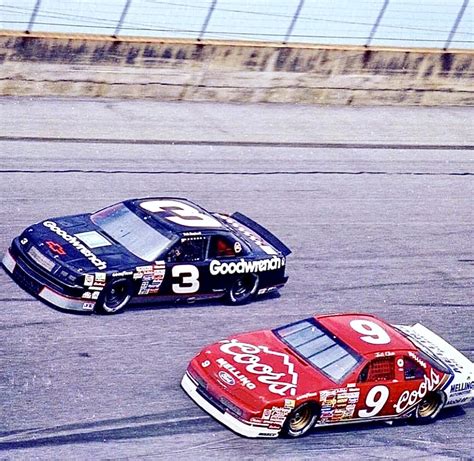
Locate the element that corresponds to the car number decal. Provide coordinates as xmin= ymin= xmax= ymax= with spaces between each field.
xmin=140 ymin=200 xmax=222 ymax=228
xmin=358 ymin=385 xmax=390 ymax=417
xmin=350 ymin=319 xmax=391 ymax=344
xmin=172 ymin=265 xmax=200 ymax=294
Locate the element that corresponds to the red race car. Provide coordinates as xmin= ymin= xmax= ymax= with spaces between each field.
xmin=182 ymin=313 xmax=473 ymax=438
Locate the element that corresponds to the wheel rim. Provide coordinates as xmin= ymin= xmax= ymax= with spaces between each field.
xmin=418 ymin=395 xmax=439 ymax=418
xmin=289 ymin=406 xmax=313 ymax=432
xmin=231 ymin=275 xmax=257 ymax=302
xmin=104 ymin=281 xmax=129 ymax=311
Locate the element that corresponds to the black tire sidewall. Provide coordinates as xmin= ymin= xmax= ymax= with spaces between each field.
xmin=228 ymin=274 xmax=259 ymax=304
xmin=97 ymin=278 xmax=131 ymax=314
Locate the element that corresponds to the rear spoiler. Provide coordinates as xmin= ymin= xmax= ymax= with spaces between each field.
xmin=231 ymin=212 xmax=292 ymax=256
xmin=396 ymin=323 xmax=474 ymax=375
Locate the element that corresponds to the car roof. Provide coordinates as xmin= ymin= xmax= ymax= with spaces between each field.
xmin=315 ymin=313 xmax=416 ymax=357
xmin=126 ymin=197 xmax=228 ymax=233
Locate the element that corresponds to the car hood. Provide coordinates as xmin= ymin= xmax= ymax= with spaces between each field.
xmin=22 ymin=214 xmax=144 ymax=272
xmin=191 ymin=330 xmax=335 ymax=412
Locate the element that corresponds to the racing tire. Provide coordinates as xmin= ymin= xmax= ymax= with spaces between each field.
xmin=412 ymin=392 xmax=446 ymax=424
xmin=281 ymin=403 xmax=319 ymax=438
xmin=226 ymin=274 xmax=259 ymax=305
xmin=96 ymin=278 xmax=132 ymax=315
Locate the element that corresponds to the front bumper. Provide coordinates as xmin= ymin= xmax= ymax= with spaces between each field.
xmin=2 ymin=249 xmax=95 ymax=312
xmin=181 ymin=372 xmax=280 ymax=438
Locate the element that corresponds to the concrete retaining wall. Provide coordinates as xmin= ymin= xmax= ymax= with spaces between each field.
xmin=1 ymin=32 xmax=473 ymax=105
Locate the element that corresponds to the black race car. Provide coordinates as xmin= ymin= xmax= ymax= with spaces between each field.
xmin=2 ymin=198 xmax=291 ymax=314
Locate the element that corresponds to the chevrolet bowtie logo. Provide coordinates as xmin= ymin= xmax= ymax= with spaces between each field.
xmin=46 ymin=240 xmax=66 ymax=255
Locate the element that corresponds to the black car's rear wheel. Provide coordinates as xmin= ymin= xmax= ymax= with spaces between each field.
xmin=227 ymin=274 xmax=259 ymax=304
xmin=413 ymin=392 xmax=445 ymax=423
xmin=96 ymin=278 xmax=131 ymax=314
xmin=281 ymin=403 xmax=319 ymax=438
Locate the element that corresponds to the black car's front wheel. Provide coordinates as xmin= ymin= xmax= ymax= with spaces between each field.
xmin=227 ymin=274 xmax=259 ymax=304
xmin=96 ymin=278 xmax=132 ymax=315
xmin=281 ymin=403 xmax=319 ymax=438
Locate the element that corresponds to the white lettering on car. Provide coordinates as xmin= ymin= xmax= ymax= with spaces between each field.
xmin=43 ymin=221 xmax=107 ymax=270
xmin=394 ymin=368 xmax=441 ymax=414
xmin=216 ymin=358 xmax=256 ymax=390
xmin=210 ymin=257 xmax=284 ymax=276
xmin=219 ymin=339 xmax=298 ymax=396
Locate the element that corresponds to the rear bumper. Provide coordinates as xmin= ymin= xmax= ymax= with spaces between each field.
xmin=181 ymin=372 xmax=279 ymax=438
xmin=2 ymin=249 xmax=95 ymax=312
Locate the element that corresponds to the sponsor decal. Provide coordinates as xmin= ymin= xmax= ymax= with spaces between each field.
xmin=84 ymin=274 xmax=94 ymax=287
xmin=112 ymin=270 xmax=134 ymax=277
xmin=83 ymin=273 xmax=106 ymax=291
xmin=210 ymin=257 xmax=285 ymax=276
xmin=219 ymin=339 xmax=298 ymax=396
xmin=284 ymin=399 xmax=296 ymax=409
xmin=28 ymin=246 xmax=55 ymax=272
xmin=268 ymin=406 xmax=291 ymax=423
xmin=396 ymin=326 xmax=464 ymax=373
xmin=82 ymin=291 xmax=92 ymax=299
xmin=218 ymin=371 xmax=236 ymax=386
xmin=447 ymin=396 xmax=470 ymax=405
xmin=216 ymin=358 xmax=256 ymax=390
xmin=450 ymin=381 xmax=473 ymax=395
xmin=82 ymin=302 xmax=95 ymax=310
xmin=43 ymin=221 xmax=107 ymax=270
xmin=234 ymin=241 xmax=242 ymax=253
xmin=394 ymin=368 xmax=442 ymax=414
xmin=297 ymin=392 xmax=319 ymax=400
xmin=375 ymin=351 xmax=395 ymax=358
xmin=138 ymin=261 xmax=165 ymax=295
xmin=257 ymin=286 xmax=278 ymax=296
xmin=94 ymin=273 xmax=106 ymax=285
xmin=319 ymin=388 xmax=360 ymax=423
xmin=45 ymin=241 xmax=66 ymax=255
xmin=408 ymin=351 xmax=427 ymax=369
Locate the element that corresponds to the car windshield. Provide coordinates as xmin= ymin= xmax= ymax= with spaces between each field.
xmin=274 ymin=318 xmax=362 ymax=383
xmin=91 ymin=203 xmax=173 ymax=262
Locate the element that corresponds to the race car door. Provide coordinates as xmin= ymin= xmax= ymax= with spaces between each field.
xmin=163 ymin=236 xmax=212 ymax=299
xmin=354 ymin=355 xmax=399 ymax=421
xmin=206 ymin=234 xmax=251 ymax=292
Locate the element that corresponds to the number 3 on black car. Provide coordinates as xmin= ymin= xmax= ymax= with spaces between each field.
xmin=2 ymin=197 xmax=291 ymax=314
xmin=172 ymin=265 xmax=200 ymax=294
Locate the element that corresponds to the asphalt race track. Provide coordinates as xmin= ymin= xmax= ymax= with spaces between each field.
xmin=0 ymin=98 xmax=473 ymax=460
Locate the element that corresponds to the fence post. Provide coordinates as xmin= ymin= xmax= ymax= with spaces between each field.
xmin=365 ymin=0 xmax=390 ymax=47
xmin=444 ymin=0 xmax=469 ymax=50
xmin=113 ymin=0 xmax=132 ymax=38
xmin=198 ymin=0 xmax=217 ymax=41
xmin=284 ymin=0 xmax=305 ymax=43
xmin=26 ymin=0 xmax=42 ymax=34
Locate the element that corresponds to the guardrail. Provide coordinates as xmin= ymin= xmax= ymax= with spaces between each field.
xmin=1 ymin=32 xmax=473 ymax=105
xmin=1 ymin=0 xmax=472 ymax=50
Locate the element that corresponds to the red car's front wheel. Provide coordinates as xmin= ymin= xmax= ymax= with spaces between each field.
xmin=281 ymin=403 xmax=319 ymax=438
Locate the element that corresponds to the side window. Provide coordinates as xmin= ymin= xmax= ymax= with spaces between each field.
xmin=166 ymin=237 xmax=208 ymax=263
xmin=404 ymin=357 xmax=425 ymax=380
xmin=358 ymin=357 xmax=395 ymax=383
xmin=209 ymin=235 xmax=245 ymax=259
